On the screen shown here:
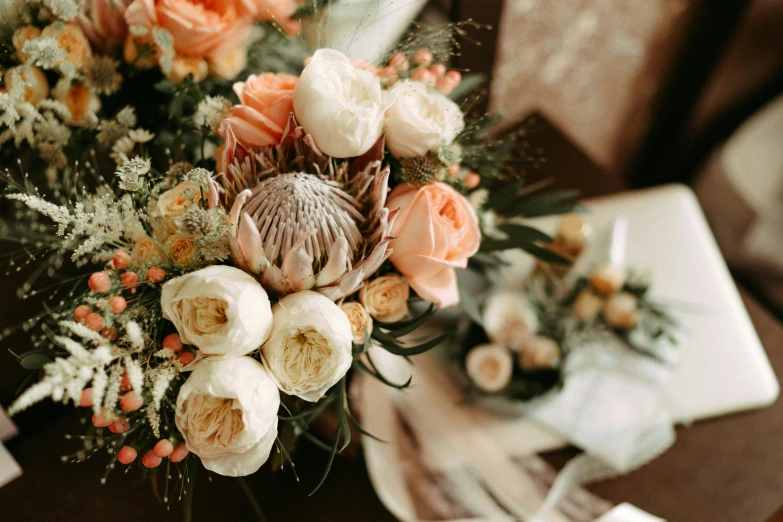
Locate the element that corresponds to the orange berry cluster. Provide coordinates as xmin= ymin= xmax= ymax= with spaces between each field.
xmin=76 ymin=250 xmax=169 ymax=337
xmin=379 ymin=49 xmax=462 ymax=94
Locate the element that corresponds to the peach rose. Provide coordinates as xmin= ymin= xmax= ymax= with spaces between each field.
xmin=124 ymin=0 xmax=253 ymax=59
xmin=52 ymin=79 xmax=101 ymax=126
xmin=4 ymin=66 xmax=49 ymax=107
xmin=387 ymin=182 xmax=480 ymax=307
xmin=219 ymin=73 xmax=298 ymax=148
xmin=236 ymin=0 xmax=300 ymax=34
xmin=41 ymin=23 xmax=93 ymax=72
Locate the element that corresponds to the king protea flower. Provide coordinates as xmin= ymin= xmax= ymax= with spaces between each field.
xmin=223 ymin=114 xmax=396 ymax=300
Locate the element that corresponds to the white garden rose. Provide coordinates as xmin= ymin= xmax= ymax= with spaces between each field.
xmin=482 ymin=291 xmax=538 ymax=349
xmin=175 ymin=357 xmax=279 ymax=477
xmin=261 ymin=290 xmax=353 ymax=402
xmin=383 ymin=80 xmax=465 ymax=158
xmin=359 ymin=274 xmax=409 ymax=323
xmin=340 ymin=301 xmax=373 ymax=344
xmin=465 ymin=344 xmax=513 ymax=392
xmin=161 ymin=265 xmax=272 ymax=356
xmin=292 ymin=49 xmax=385 ymax=158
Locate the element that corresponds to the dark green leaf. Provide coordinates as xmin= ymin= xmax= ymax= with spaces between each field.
xmin=449 ymin=73 xmax=486 ymax=101
xmin=379 ymin=328 xmax=460 ymax=357
xmin=308 ymin=424 xmax=340 ymax=496
xmin=20 ymin=353 xmax=50 ymax=370
xmin=485 ymin=180 xmax=523 ymax=211
xmin=505 ymin=189 xmax=580 ymax=218
xmin=375 ymin=303 xmax=436 ymax=330
xmin=497 ymin=223 xmax=553 ymax=243
xmin=457 ymin=269 xmax=483 ymax=326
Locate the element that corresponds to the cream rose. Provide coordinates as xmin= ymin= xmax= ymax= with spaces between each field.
xmin=383 ymin=80 xmax=465 ymax=159
xmin=292 ymin=49 xmax=385 ymax=158
xmin=175 ymin=356 xmax=279 ymax=477
xmin=261 ymin=291 xmax=353 ymax=402
xmin=518 ymin=336 xmax=560 ymax=371
xmin=465 ymin=344 xmax=513 ymax=393
xmin=482 ymin=291 xmax=538 ymax=349
xmin=602 ymin=292 xmax=638 ymax=329
xmin=155 ymin=182 xmax=203 ymax=217
xmin=340 ymin=302 xmax=373 ymax=344
xmin=359 ymin=275 xmax=409 ymax=323
xmin=572 ymin=289 xmax=604 ymax=322
xmin=161 ymin=265 xmax=272 ymax=356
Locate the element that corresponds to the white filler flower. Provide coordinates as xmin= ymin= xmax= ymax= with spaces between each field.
xmin=293 ymin=48 xmax=385 ymax=158
xmin=175 ymin=357 xmax=279 ymax=477
xmin=261 ymin=290 xmax=353 ymax=401
xmin=383 ymin=80 xmax=465 ymax=158
xmin=161 ymin=265 xmax=272 ymax=356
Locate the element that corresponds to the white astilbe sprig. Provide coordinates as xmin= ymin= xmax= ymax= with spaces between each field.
xmin=6 ymin=194 xmax=71 ymax=235
xmin=152 ymin=27 xmax=175 ymax=74
xmin=22 ymin=36 xmax=67 ymax=71
xmin=61 ymin=320 xmax=105 ymax=344
xmin=116 ymin=156 xmax=152 ymax=192
xmin=125 ymin=321 xmax=144 ymax=350
xmin=8 ymin=336 xmax=113 ymax=416
xmin=124 ymin=356 xmax=144 ymax=393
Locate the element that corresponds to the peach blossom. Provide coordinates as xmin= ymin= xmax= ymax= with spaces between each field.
xmin=124 ymin=0 xmax=253 ymax=59
xmin=386 ymin=182 xmax=480 ymax=307
xmin=219 ymin=73 xmax=298 ymax=148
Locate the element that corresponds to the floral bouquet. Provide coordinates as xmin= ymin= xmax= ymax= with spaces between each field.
xmin=0 ymin=2 xmax=580 ymax=517
xmin=455 ymin=214 xmax=679 ymax=401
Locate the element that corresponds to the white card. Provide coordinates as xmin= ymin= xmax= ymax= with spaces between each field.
xmin=0 ymin=443 xmax=21 ymax=488
xmin=0 ymin=409 xmax=18 ymax=442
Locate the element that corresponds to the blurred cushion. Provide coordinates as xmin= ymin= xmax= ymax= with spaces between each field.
xmin=694 ymin=93 xmax=783 ymax=313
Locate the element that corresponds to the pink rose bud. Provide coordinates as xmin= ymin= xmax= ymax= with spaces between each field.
xmin=389 ymin=53 xmax=409 ymax=71
xmin=413 ymin=48 xmax=433 ymax=67
xmin=120 ymin=391 xmax=143 ymax=412
xmin=465 ymin=172 xmax=481 ymax=189
xmin=121 ymin=272 xmax=139 ymax=292
xmin=430 ymin=64 xmax=446 ymax=78
xmin=85 ymin=313 xmax=104 ymax=332
xmin=112 ymin=251 xmax=131 ymax=269
xmin=447 ymin=164 xmax=460 ymax=178
xmin=88 ymin=272 xmax=112 ymax=293
xmin=108 ymin=295 xmax=127 ymax=314
xmin=142 ymin=450 xmax=162 ymax=468
xmin=154 ymin=439 xmax=174 ymax=458
xmin=146 ymin=266 xmax=165 ymax=283
xmin=92 ymin=408 xmax=114 ymax=428
xmin=177 ymin=351 xmax=195 ymax=367
xmin=74 ymin=304 xmax=92 ymax=323
xmin=109 ymin=417 xmax=130 ymax=434
xmin=169 ymin=443 xmax=189 ymax=463
xmin=162 ymin=333 xmax=183 ymax=354
xmin=79 ymin=388 xmax=93 ymax=407
xmin=303 ymin=55 xmax=312 ymax=68
xmin=117 ymin=446 xmax=137 ymax=465
xmin=100 ymin=326 xmax=117 ymax=341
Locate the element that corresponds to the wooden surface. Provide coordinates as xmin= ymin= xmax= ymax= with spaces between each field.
xmin=1 ymin=115 xmax=782 ymax=521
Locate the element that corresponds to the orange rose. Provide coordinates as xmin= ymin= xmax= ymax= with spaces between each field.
xmin=386 ymin=182 xmax=480 ymax=307
xmin=219 ymin=73 xmax=298 ymax=148
xmin=124 ymin=0 xmax=253 ymax=59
